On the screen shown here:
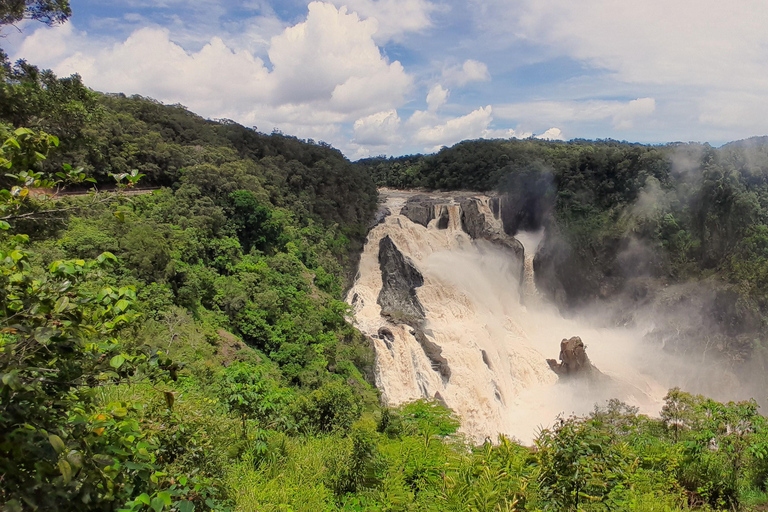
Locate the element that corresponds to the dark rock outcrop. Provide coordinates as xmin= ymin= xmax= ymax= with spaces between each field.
xmin=546 ymin=336 xmax=604 ymax=380
xmin=377 ymin=235 xmax=425 ymax=325
xmin=459 ymin=199 xmax=486 ymax=239
xmin=401 ymin=195 xmax=437 ymax=227
xmin=489 ymin=197 xmax=501 ymax=219
xmin=369 ymin=205 xmax=391 ymax=229
xmin=412 ymin=328 xmax=451 ymax=381
xmin=436 ymin=206 xmax=450 ymax=229
xmin=458 ymin=198 xmax=524 ymax=258
xmin=377 ymin=327 xmax=395 ymax=344
xmin=481 ymin=349 xmax=493 ymax=370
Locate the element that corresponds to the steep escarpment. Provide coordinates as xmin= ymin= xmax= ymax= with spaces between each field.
xmin=347 ymin=189 xmax=673 ymax=441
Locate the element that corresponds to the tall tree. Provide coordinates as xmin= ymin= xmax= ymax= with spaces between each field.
xmin=0 ymin=0 xmax=71 ymax=28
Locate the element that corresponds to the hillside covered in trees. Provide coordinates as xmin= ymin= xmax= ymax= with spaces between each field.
xmin=5 ymin=24 xmax=768 ymax=512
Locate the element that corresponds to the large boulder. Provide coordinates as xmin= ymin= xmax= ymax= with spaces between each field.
xmin=546 ymin=336 xmax=603 ymax=379
xmin=377 ymin=235 xmax=425 ymax=326
xmin=400 ymin=195 xmax=437 ymax=227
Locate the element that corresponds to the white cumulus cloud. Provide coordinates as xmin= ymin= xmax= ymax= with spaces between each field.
xmin=329 ymin=0 xmax=436 ymax=43
xmin=442 ymin=59 xmax=490 ymax=87
xmin=353 ymin=109 xmax=402 ymax=146
xmin=13 ymin=1 xmax=413 ymax=142
xmin=495 ymin=98 xmax=656 ymax=130
xmin=413 ymin=105 xmax=493 ymax=150
xmin=426 ymin=84 xmax=449 ymax=111
xmin=534 ymin=127 xmax=564 ymax=140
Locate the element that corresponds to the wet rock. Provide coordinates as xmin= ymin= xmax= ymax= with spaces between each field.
xmin=459 ymin=199 xmax=486 ymax=239
xmin=481 ymin=349 xmax=493 ymax=370
xmin=369 ymin=205 xmax=391 ymax=229
xmin=458 ymin=198 xmax=524 ymax=259
xmin=436 ymin=206 xmax=450 ymax=230
xmin=546 ymin=336 xmax=604 ymax=379
xmin=434 ymin=391 xmax=448 ymax=407
xmin=412 ymin=328 xmax=451 ymax=382
xmin=377 ymin=235 xmax=425 ymax=325
xmin=489 ymin=197 xmax=501 ymax=219
xmin=401 ymin=195 xmax=436 ymax=227
xmin=377 ymin=327 xmax=395 ymax=344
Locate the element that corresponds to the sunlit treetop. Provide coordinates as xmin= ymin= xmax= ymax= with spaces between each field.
xmin=0 ymin=0 xmax=71 ymax=27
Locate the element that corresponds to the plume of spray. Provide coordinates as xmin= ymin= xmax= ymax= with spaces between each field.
xmin=346 ymin=189 xmax=753 ymax=444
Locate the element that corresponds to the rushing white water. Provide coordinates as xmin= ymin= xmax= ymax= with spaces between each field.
xmin=346 ymin=190 xmax=674 ymax=443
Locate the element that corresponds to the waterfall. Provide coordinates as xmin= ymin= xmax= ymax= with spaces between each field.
xmin=515 ymin=229 xmax=544 ymax=304
xmin=347 ymin=189 xmax=679 ymax=443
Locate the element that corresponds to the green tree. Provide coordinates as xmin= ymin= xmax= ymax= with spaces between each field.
xmin=0 ymin=0 xmax=71 ymax=27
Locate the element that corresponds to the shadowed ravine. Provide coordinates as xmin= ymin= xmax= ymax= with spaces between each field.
xmin=346 ymin=189 xmax=708 ymax=443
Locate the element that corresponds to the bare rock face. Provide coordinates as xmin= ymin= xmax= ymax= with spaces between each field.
xmin=459 ymin=199 xmax=486 ymax=239
xmin=377 ymin=235 xmax=451 ymax=382
xmin=436 ymin=206 xmax=450 ymax=230
xmin=369 ymin=205 xmax=391 ymax=229
xmin=377 ymin=235 xmax=425 ymax=325
xmin=412 ymin=327 xmax=451 ymax=381
xmin=546 ymin=336 xmax=603 ymax=379
xmin=400 ymin=195 xmax=437 ymax=227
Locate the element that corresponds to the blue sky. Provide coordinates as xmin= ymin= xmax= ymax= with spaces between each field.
xmin=3 ymin=0 xmax=768 ymax=158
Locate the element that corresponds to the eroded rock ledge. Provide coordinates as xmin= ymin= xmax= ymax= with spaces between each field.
xmin=377 ymin=235 xmax=425 ymax=325
xmin=376 ymin=234 xmax=451 ymax=382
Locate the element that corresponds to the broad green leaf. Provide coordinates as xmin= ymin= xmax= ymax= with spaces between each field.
xmin=0 ymin=221 xmax=9 ymax=230
xmin=67 ymin=450 xmax=84 ymax=470
xmin=157 ymin=492 xmax=172 ymax=506
xmin=97 ymin=252 xmax=118 ymax=263
xmin=54 ymin=296 xmax=70 ymax=314
xmin=115 ymin=299 xmax=130 ymax=313
xmin=58 ymin=459 xmax=73 ymax=483
xmin=111 ymin=407 xmax=128 ymax=418
xmin=177 ymin=501 xmax=195 ymax=512
xmin=2 ymin=372 xmax=22 ymax=391
xmin=136 ymin=493 xmax=151 ymax=506
xmin=110 ymin=355 xmax=126 ymax=369
xmin=48 ymin=434 xmax=66 ymax=454
xmin=150 ymin=497 xmax=165 ymax=512
xmin=93 ymin=454 xmax=114 ymax=467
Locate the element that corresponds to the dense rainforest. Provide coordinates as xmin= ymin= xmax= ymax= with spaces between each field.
xmin=4 ymin=9 xmax=768 ymax=511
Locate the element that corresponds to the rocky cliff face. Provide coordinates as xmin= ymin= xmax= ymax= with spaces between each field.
xmin=347 ymin=189 xmax=670 ymax=443
xmin=400 ymin=195 xmax=438 ymax=227
xmin=377 ymin=234 xmax=425 ymax=325
xmin=401 ymin=194 xmax=526 ymax=260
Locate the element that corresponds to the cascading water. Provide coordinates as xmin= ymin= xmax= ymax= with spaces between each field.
xmin=346 ymin=189 xmax=677 ymax=443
